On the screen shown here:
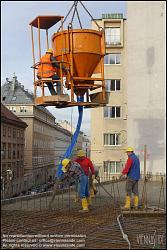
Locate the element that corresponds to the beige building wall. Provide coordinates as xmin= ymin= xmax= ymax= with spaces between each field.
xmin=5 ymin=104 xmax=56 ymax=185
xmin=126 ymin=1 xmax=166 ymax=174
xmin=91 ymin=16 xmax=127 ymax=180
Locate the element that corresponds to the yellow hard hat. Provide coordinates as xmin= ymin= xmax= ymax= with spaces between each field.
xmin=126 ymin=147 xmax=134 ymax=152
xmin=77 ymin=150 xmax=85 ymax=157
xmin=46 ymin=48 xmax=53 ymax=54
xmin=62 ymin=158 xmax=70 ymax=167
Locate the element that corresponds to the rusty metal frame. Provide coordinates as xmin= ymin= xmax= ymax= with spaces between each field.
xmin=30 ymin=16 xmax=106 ymax=108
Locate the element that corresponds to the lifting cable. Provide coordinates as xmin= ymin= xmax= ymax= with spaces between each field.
xmin=57 ymin=1 xmax=103 ymax=32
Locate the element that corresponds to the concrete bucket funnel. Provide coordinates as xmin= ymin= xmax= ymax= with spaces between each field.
xmin=52 ymin=29 xmax=104 ymax=95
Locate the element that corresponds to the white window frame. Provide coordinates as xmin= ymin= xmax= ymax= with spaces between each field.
xmin=103 ymin=161 xmax=122 ymax=174
xmin=105 ymin=79 xmax=121 ymax=92
xmin=105 ymin=27 xmax=121 ymax=45
xmin=10 ymin=107 xmax=16 ymax=112
xmin=103 ymin=133 xmax=121 ymax=146
xmin=104 ymin=106 xmax=121 ymax=119
xmin=104 ymin=53 xmax=121 ymax=65
xmin=20 ymin=107 xmax=27 ymax=112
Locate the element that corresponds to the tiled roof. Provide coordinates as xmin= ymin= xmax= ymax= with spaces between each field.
xmin=1 ymin=103 xmax=27 ymax=128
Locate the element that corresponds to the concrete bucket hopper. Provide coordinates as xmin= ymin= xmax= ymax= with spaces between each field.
xmin=52 ymin=29 xmax=105 ymax=98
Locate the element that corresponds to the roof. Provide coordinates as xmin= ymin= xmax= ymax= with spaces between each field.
xmin=1 ymin=77 xmax=34 ymax=104
xmin=1 ymin=103 xmax=27 ymax=128
xmin=55 ymin=122 xmax=72 ymax=137
xmin=1 ymin=76 xmax=55 ymax=119
xmin=29 ymin=16 xmax=63 ymax=29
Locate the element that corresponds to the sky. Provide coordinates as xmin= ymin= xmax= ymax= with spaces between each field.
xmin=1 ymin=1 xmax=126 ymax=136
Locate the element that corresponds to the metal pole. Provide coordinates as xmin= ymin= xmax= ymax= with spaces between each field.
xmin=37 ymin=17 xmax=41 ymax=62
xmin=30 ymin=25 xmax=36 ymax=81
xmin=142 ymin=145 xmax=147 ymax=208
xmin=101 ymin=32 xmax=105 ymax=103
xmin=69 ymin=30 xmax=74 ymax=102
xmin=144 ymin=145 xmax=147 ymax=179
xmin=46 ymin=29 xmax=49 ymax=50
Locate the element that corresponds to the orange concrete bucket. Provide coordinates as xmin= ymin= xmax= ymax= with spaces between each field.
xmin=52 ymin=29 xmax=104 ymax=78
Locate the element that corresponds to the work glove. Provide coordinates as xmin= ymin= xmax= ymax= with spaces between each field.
xmin=95 ymin=176 xmax=100 ymax=182
xmin=119 ymin=174 xmax=126 ymax=180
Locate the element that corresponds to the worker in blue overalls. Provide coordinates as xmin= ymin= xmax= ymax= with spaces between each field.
xmin=61 ymin=157 xmax=94 ymax=212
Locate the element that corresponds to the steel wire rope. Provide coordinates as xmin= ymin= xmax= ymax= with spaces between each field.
xmin=57 ymin=2 xmax=76 ymax=32
xmin=78 ymin=1 xmax=103 ymax=31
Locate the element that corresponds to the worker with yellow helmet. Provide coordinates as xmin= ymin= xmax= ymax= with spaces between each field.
xmin=37 ymin=48 xmax=62 ymax=95
xmin=75 ymin=149 xmax=95 ymax=212
xmin=61 ymin=158 xmax=84 ymax=187
xmin=121 ymin=147 xmax=140 ymax=210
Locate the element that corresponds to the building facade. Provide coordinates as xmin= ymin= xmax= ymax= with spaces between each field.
xmin=126 ymin=1 xmax=166 ymax=174
xmin=91 ymin=14 xmax=127 ymax=180
xmin=1 ymin=103 xmax=28 ymax=198
xmin=1 ymin=75 xmax=57 ymax=186
xmin=91 ymin=3 xmax=166 ymax=178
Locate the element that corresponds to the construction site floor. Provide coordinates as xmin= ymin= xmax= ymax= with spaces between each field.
xmin=1 ymin=180 xmax=166 ymax=249
xmin=1 ymin=205 xmax=166 ymax=249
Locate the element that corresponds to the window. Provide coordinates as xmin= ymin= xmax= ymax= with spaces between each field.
xmin=12 ymin=96 xmax=17 ymax=101
xmin=104 ymin=54 xmax=120 ymax=64
xmin=13 ymin=129 xmax=16 ymax=138
xmin=17 ymin=144 xmax=20 ymax=158
xmin=104 ymin=133 xmax=121 ymax=146
xmin=21 ymin=145 xmax=24 ymax=159
xmin=11 ymin=107 xmax=16 ymax=112
xmin=103 ymin=161 xmax=122 ymax=173
xmin=3 ymin=126 xmax=6 ymax=136
xmin=105 ymin=27 xmax=121 ymax=45
xmin=105 ymin=79 xmax=120 ymax=91
xmin=20 ymin=107 xmax=27 ymax=112
xmin=8 ymin=127 xmax=11 ymax=137
xmin=104 ymin=106 xmax=121 ymax=118
xmin=17 ymin=129 xmax=20 ymax=138
xmin=8 ymin=143 xmax=11 ymax=159
xmin=13 ymin=144 xmax=16 ymax=159
xmin=20 ymin=130 xmax=24 ymax=139
xmin=2 ymin=143 xmax=6 ymax=159
xmin=2 ymin=96 xmax=6 ymax=101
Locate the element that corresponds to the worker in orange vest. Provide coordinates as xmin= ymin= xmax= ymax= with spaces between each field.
xmin=37 ymin=49 xmax=61 ymax=95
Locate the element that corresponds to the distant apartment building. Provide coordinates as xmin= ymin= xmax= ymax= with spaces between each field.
xmin=1 ymin=75 xmax=57 ymax=186
xmin=91 ymin=14 xmax=127 ymax=179
xmin=1 ymin=103 xmax=28 ymax=198
xmin=58 ymin=120 xmax=90 ymax=156
xmin=53 ymin=123 xmax=72 ymax=169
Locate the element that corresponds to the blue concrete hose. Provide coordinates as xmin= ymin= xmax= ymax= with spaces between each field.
xmin=55 ymin=96 xmax=84 ymax=179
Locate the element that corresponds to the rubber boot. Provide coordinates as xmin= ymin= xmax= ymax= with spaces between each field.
xmin=134 ymin=195 xmax=139 ymax=209
xmin=87 ymin=196 xmax=92 ymax=206
xmin=79 ymin=198 xmax=89 ymax=212
xmin=90 ymin=188 xmax=95 ymax=198
xmin=123 ymin=195 xmax=131 ymax=210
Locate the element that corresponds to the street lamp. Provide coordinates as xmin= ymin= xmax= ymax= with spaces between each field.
xmin=6 ymin=169 xmax=13 ymax=198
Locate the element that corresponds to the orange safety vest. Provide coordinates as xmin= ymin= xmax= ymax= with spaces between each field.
xmin=37 ymin=53 xmax=57 ymax=78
